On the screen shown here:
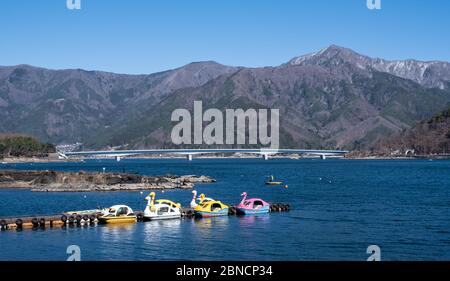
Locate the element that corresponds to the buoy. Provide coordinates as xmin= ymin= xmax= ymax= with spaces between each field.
xmin=284 ymin=185 xmax=288 ymax=189
xmin=31 ymin=218 xmax=39 ymax=228
xmin=0 ymin=219 xmax=7 ymax=230
xmin=39 ymin=218 xmax=46 ymax=228
xmin=81 ymin=215 xmax=89 ymax=224
xmin=15 ymin=219 xmax=23 ymax=230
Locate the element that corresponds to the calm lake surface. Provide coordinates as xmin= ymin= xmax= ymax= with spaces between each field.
xmin=1 ymin=158 xmax=450 ymax=261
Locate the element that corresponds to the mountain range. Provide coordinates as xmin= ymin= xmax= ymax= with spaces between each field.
xmin=1 ymin=45 xmax=450 ymax=150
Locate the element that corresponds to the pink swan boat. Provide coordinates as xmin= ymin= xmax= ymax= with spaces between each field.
xmin=236 ymin=192 xmax=270 ymax=215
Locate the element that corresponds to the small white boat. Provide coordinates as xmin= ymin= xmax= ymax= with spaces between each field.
xmin=98 ymin=205 xmax=137 ymax=224
xmin=144 ymin=192 xmax=181 ymax=220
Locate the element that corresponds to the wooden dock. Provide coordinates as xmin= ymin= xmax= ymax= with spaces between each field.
xmin=0 ymin=203 xmax=290 ymax=231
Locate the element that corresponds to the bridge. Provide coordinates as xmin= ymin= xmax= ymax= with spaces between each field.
xmin=58 ymin=148 xmax=349 ymax=161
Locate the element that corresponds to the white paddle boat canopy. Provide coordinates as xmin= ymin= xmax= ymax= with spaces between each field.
xmin=144 ymin=192 xmax=182 ymax=220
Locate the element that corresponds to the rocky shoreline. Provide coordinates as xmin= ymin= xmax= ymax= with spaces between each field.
xmin=0 ymin=170 xmax=215 ymax=192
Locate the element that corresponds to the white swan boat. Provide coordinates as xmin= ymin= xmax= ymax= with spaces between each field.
xmin=190 ymin=190 xmax=214 ymax=208
xmin=144 ymin=192 xmax=182 ymax=220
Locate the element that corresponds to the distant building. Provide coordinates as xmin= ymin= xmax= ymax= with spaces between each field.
xmin=56 ymin=142 xmax=83 ymax=152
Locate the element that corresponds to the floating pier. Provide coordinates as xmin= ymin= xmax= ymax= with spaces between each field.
xmin=0 ymin=203 xmax=290 ymax=231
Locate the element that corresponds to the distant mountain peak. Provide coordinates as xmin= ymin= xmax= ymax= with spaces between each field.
xmin=185 ymin=60 xmax=224 ymax=67
xmin=319 ymin=44 xmax=357 ymax=54
xmin=287 ymin=45 xmax=450 ymax=89
xmin=288 ymin=45 xmax=369 ymax=67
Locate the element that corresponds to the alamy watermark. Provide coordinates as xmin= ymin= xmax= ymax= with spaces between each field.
xmin=367 ymin=245 xmax=381 ymax=261
xmin=367 ymin=0 xmax=381 ymax=10
xmin=66 ymin=0 xmax=81 ymax=10
xmin=66 ymin=245 xmax=81 ymax=261
xmin=171 ymin=101 xmax=279 ymax=149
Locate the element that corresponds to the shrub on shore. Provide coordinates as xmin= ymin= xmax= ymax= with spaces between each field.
xmin=0 ymin=134 xmax=55 ymax=158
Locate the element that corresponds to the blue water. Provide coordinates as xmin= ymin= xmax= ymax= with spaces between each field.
xmin=1 ymin=158 xmax=450 ymax=261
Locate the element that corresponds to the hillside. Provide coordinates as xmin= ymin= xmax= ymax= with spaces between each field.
xmin=1 ymin=45 xmax=450 ymax=150
xmin=375 ymin=107 xmax=450 ymax=155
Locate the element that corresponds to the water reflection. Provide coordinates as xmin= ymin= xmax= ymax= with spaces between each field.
xmin=192 ymin=217 xmax=229 ymax=232
xmin=142 ymin=219 xmax=182 ymax=245
xmin=189 ymin=217 xmax=230 ymax=240
xmin=99 ymin=223 xmax=136 ymax=243
xmin=236 ymin=214 xmax=270 ymax=227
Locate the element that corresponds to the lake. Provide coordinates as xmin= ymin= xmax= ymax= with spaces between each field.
xmin=1 ymin=158 xmax=450 ymax=261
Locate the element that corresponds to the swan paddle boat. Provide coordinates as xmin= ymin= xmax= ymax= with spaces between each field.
xmin=191 ymin=190 xmax=215 ymax=207
xmin=190 ymin=190 xmax=209 ymax=208
xmin=194 ymin=195 xmax=229 ymax=218
xmin=97 ymin=205 xmax=137 ymax=224
xmin=190 ymin=190 xmax=199 ymax=208
xmin=198 ymin=193 xmax=214 ymax=203
xmin=265 ymin=175 xmax=283 ymax=185
xmin=236 ymin=192 xmax=270 ymax=215
xmin=144 ymin=192 xmax=181 ymax=220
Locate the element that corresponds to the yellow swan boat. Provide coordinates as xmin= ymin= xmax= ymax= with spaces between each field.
xmin=194 ymin=198 xmax=229 ymax=218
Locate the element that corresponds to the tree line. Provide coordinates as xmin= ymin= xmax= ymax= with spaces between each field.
xmin=0 ymin=134 xmax=55 ymax=158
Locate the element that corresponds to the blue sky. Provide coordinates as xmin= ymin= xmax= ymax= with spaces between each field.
xmin=1 ymin=0 xmax=449 ymax=74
